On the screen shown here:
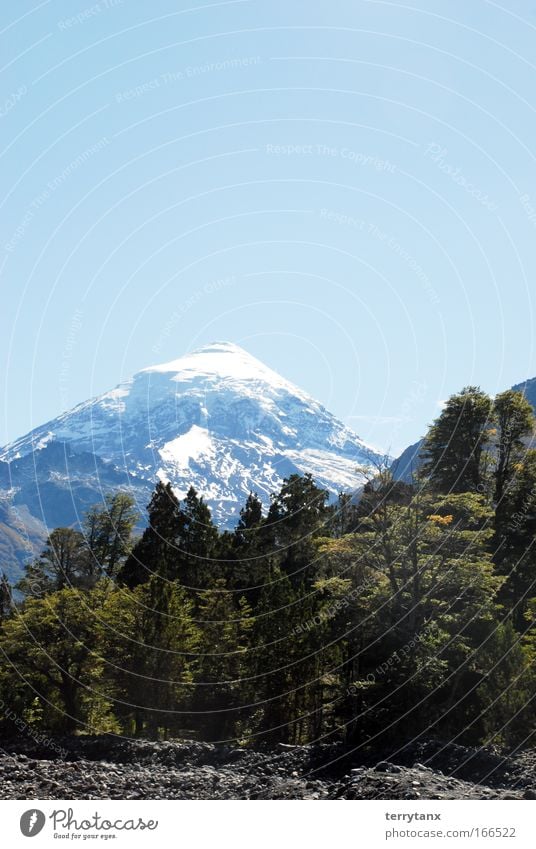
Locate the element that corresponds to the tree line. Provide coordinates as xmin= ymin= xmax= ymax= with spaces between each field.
xmin=1 ymin=385 xmax=536 ymax=748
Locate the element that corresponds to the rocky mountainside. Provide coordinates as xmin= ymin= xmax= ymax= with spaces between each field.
xmin=0 ymin=342 xmax=381 ymax=579
xmin=512 ymin=375 xmax=536 ymax=408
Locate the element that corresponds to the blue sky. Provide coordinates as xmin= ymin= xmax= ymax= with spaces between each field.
xmin=2 ymin=0 xmax=536 ymax=455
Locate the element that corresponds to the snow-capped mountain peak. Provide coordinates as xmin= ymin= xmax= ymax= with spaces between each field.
xmin=0 ymin=342 xmax=383 ymax=576
xmin=140 ymin=341 xmax=312 ymax=400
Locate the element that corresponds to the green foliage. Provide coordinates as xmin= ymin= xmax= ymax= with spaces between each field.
xmin=0 ymin=572 xmax=12 ymax=621
xmin=234 ymin=492 xmax=263 ymax=548
xmin=117 ymin=481 xmax=181 ymax=588
xmin=189 ymin=579 xmax=254 ymax=741
xmin=0 ymin=585 xmax=107 ymax=732
xmin=99 ymin=578 xmax=199 ymax=737
xmin=423 ymin=386 xmax=494 ymax=494
xmin=17 ymin=494 xmax=138 ymax=598
xmin=265 ymin=473 xmax=329 ymax=588
xmin=494 ymin=449 xmax=536 ymax=628
xmin=84 ymin=492 xmax=138 ymax=580
xmin=175 ymin=486 xmax=219 ymax=594
xmin=493 ymin=389 xmax=535 ymax=506
xmin=1 ymin=445 xmax=536 ymax=750
xmin=16 ymin=527 xmax=90 ymax=597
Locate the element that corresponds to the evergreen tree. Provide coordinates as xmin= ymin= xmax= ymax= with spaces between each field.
xmin=190 ymin=579 xmax=254 ymax=741
xmin=228 ymin=492 xmax=266 ymax=601
xmin=329 ymin=492 xmax=361 ymax=537
xmin=117 ymin=482 xmax=181 ymax=588
xmin=234 ymin=492 xmax=263 ymax=547
xmin=477 ymin=620 xmax=534 ymax=746
xmin=493 ymin=389 xmax=534 ymax=536
xmin=0 ymin=586 xmax=107 ymax=732
xmin=354 ymin=471 xmax=414 ymax=527
xmin=265 ymin=474 xmax=329 ymax=587
xmin=422 ymin=386 xmax=493 ymax=494
xmin=175 ymin=486 xmax=219 ymax=592
xmin=2 ymin=462 xmax=536 ymax=749
xmin=251 ymin=565 xmax=299 ymax=743
xmin=495 ymin=449 xmax=536 ymax=629
xmin=101 ymin=577 xmax=199 ymax=737
xmin=0 ymin=573 xmax=12 ymax=622
xmin=84 ymin=492 xmax=138 ymax=579
xmin=17 ymin=527 xmax=88 ymax=597
xmin=329 ymin=488 xmax=507 ymax=744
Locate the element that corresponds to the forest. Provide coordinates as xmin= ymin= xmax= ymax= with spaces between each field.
xmin=1 ymin=385 xmax=536 ymax=750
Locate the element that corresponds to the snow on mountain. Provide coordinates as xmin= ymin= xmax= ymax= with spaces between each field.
xmin=0 ymin=342 xmax=382 ymax=577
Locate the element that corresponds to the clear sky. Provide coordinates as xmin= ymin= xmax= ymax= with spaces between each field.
xmin=2 ymin=0 xmax=536 ymax=456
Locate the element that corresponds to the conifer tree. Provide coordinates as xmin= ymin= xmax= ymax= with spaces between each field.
xmin=251 ymin=565 xmax=300 ymax=743
xmin=329 ymin=492 xmax=360 ymax=537
xmin=422 ymin=386 xmax=493 ymax=493
xmin=0 ymin=573 xmax=12 ymax=622
xmin=228 ymin=492 xmax=265 ymax=601
xmin=3 ymin=462 xmax=536 ymax=748
xmin=17 ymin=527 xmax=88 ymax=596
xmin=495 ymin=449 xmax=536 ymax=629
xmin=117 ymin=482 xmax=181 ymax=588
xmin=99 ymin=577 xmax=199 ymax=737
xmin=175 ymin=486 xmax=219 ymax=592
xmin=0 ymin=586 xmax=105 ymax=732
xmin=235 ymin=492 xmax=263 ymax=547
xmin=190 ymin=579 xmax=254 ymax=741
xmin=265 ymin=474 xmax=329 ymax=587
xmin=84 ymin=492 xmax=138 ymax=579
xmin=493 ymin=389 xmax=534 ymax=510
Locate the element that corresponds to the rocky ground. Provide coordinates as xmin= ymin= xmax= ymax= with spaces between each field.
xmin=0 ymin=735 xmax=535 ymax=799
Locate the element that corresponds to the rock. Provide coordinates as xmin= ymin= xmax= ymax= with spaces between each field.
xmin=374 ymin=762 xmax=402 ymax=774
xmin=227 ymin=749 xmax=248 ymax=762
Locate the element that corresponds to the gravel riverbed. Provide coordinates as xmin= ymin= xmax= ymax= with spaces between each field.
xmin=1 ymin=736 xmax=535 ymax=800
